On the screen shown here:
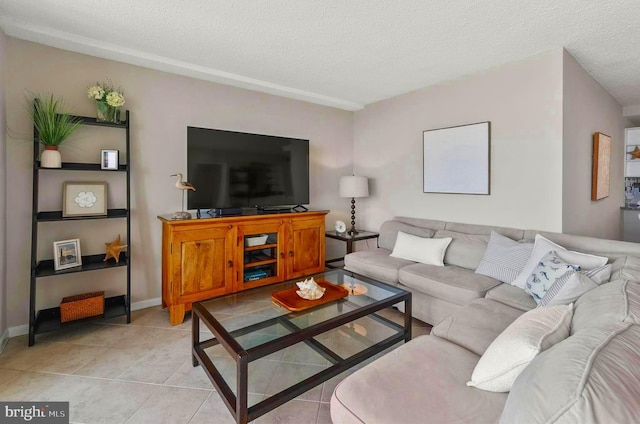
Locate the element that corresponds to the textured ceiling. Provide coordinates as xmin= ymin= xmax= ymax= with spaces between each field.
xmin=1 ymin=0 xmax=639 ymax=111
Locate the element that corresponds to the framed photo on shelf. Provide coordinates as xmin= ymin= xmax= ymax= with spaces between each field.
xmin=101 ymin=149 xmax=119 ymax=170
xmin=63 ymin=182 xmax=108 ymax=218
xmin=53 ymin=238 xmax=82 ymax=271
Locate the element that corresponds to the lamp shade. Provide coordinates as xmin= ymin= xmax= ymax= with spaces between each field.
xmin=339 ymin=176 xmax=369 ymax=198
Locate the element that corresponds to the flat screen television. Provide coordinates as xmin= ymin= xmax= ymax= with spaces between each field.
xmin=187 ymin=127 xmax=310 ymax=210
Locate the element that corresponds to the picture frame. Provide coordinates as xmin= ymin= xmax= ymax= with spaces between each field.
xmin=101 ymin=149 xmax=119 ymax=170
xmin=625 ymin=144 xmax=640 ymax=160
xmin=592 ymin=132 xmax=611 ymax=201
xmin=423 ymin=121 xmax=491 ymax=195
xmin=63 ymin=182 xmax=108 ymax=218
xmin=53 ymin=238 xmax=82 ymax=270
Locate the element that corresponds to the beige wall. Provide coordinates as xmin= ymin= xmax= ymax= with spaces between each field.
xmin=5 ymin=39 xmax=353 ymax=328
xmin=353 ymin=50 xmax=565 ymax=232
xmin=562 ymin=50 xmax=626 ymax=239
xmin=3 ymin=40 xmax=631 ymax=330
xmin=0 ymin=29 xmax=7 ymax=339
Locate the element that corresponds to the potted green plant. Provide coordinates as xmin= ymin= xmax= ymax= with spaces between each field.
xmin=28 ymin=94 xmax=83 ymax=168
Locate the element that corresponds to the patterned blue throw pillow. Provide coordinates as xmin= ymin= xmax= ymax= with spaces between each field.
xmin=525 ymin=251 xmax=581 ymax=303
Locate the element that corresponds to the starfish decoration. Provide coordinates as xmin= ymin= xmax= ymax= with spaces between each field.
xmin=628 ymin=146 xmax=640 ymax=160
xmin=104 ymin=235 xmax=128 ymax=263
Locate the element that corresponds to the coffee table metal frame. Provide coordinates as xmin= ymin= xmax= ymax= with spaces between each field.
xmin=191 ymin=269 xmax=412 ymax=424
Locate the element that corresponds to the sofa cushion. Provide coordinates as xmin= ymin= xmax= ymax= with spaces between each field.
xmin=432 ymin=299 xmax=524 ymax=356
xmin=331 ymin=335 xmax=508 ymax=424
xmin=500 ymin=322 xmax=640 ymax=424
xmin=485 ymin=283 xmax=538 ymax=311
xmin=571 ymin=279 xmax=640 ymax=334
xmin=344 ymin=248 xmax=414 ymax=285
xmin=523 ymin=229 xmax=640 ymax=259
xmin=467 ymin=304 xmax=573 ymax=392
xmin=475 ymin=231 xmax=534 ymax=284
xmin=390 ymin=231 xmax=451 ymax=266
xmin=434 ymin=229 xmax=489 ymax=270
xmin=378 ymin=220 xmax=436 ymax=251
xmin=610 ymin=255 xmax=640 ymax=282
xmin=444 ymin=222 xmax=525 ymax=241
xmin=511 ymin=234 xmax=608 ymax=290
xmin=399 ymin=263 xmax=501 ymax=306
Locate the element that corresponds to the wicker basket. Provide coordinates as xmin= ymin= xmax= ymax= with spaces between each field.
xmin=60 ymin=291 xmax=105 ymax=323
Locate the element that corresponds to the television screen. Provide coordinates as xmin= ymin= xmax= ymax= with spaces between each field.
xmin=187 ymin=127 xmax=310 ymax=210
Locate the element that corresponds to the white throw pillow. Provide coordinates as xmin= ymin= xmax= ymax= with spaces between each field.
xmin=467 ymin=303 xmax=574 ymax=392
xmin=510 ymin=234 xmax=608 ymax=289
xmin=389 ymin=231 xmax=452 ymax=266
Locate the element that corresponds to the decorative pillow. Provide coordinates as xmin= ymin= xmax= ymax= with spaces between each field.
xmin=525 ymin=251 xmax=581 ymax=303
xmin=511 ymin=234 xmax=608 ymax=289
xmin=475 ymin=232 xmax=533 ymax=283
xmin=539 ymin=264 xmax=612 ymax=307
xmin=467 ymin=303 xmax=574 ymax=392
xmin=389 ymin=231 xmax=452 ymax=266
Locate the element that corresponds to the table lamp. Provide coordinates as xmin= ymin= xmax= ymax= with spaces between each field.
xmin=339 ymin=175 xmax=369 ymax=235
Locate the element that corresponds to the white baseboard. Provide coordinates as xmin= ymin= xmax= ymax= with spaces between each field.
xmin=4 ymin=297 xmax=164 ymax=342
xmin=0 ymin=328 xmax=10 ymax=353
xmin=131 ymin=297 xmax=162 ymax=311
xmin=8 ymin=324 xmax=28 ymax=338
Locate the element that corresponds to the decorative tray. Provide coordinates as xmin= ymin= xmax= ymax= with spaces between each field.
xmin=271 ymin=281 xmax=349 ymax=312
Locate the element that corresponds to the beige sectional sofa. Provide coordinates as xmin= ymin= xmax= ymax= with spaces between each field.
xmin=331 ymin=217 xmax=640 ymax=423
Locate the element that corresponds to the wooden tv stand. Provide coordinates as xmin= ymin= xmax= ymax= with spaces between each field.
xmin=158 ymin=210 xmax=328 ymax=325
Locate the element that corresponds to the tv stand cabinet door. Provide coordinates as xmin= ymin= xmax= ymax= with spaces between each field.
xmin=286 ymin=217 xmax=325 ymax=279
xmin=169 ymin=225 xmax=235 ymax=324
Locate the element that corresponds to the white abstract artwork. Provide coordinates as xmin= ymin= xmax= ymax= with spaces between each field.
xmin=423 ymin=121 xmax=490 ymax=194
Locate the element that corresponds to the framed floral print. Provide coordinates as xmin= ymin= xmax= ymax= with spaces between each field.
xmin=62 ymin=182 xmax=108 ymax=218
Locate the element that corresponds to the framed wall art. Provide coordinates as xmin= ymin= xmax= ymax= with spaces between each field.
xmin=423 ymin=121 xmax=491 ymax=195
xmin=101 ymin=149 xmax=119 ymax=170
xmin=53 ymin=238 xmax=82 ymax=270
xmin=63 ymin=182 xmax=108 ymax=218
xmin=592 ymin=132 xmax=611 ymax=201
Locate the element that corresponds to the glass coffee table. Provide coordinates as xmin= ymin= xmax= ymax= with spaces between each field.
xmin=192 ymin=269 xmax=412 ymax=424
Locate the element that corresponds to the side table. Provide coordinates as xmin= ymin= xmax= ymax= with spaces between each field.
xmin=325 ymin=230 xmax=379 ymax=268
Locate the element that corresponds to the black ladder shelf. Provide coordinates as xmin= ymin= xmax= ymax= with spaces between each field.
xmin=28 ymin=107 xmax=132 ymax=346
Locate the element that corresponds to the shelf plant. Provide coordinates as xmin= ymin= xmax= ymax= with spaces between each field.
xmin=28 ymin=93 xmax=83 ymax=167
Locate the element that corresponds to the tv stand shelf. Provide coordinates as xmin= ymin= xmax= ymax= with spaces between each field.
xmin=158 ymin=210 xmax=328 ymax=325
xmin=245 ymin=242 xmax=277 ymax=252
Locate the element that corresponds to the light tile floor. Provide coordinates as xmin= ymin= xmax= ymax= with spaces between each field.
xmin=0 ymin=306 xmax=430 ymax=424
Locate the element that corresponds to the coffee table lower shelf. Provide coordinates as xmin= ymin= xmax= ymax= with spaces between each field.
xmin=191 ymin=269 xmax=412 ymax=424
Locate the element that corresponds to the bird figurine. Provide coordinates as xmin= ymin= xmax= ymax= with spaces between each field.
xmin=171 ymin=173 xmax=196 ymax=220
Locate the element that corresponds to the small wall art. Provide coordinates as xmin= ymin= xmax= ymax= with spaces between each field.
xmin=101 ymin=149 xmax=119 ymax=170
xmin=63 ymin=182 xmax=108 ymax=218
xmin=423 ymin=121 xmax=491 ymax=195
xmin=53 ymin=238 xmax=82 ymax=270
xmin=592 ymin=132 xmax=611 ymax=201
